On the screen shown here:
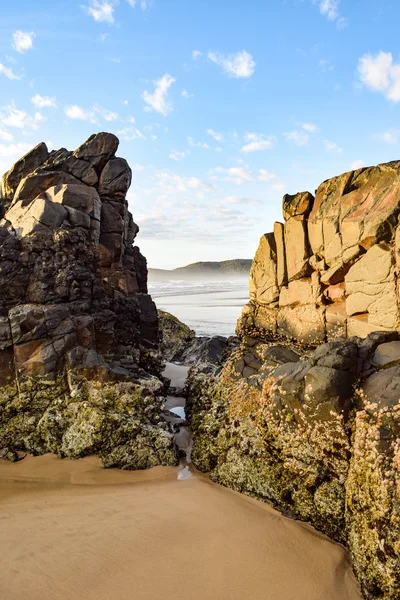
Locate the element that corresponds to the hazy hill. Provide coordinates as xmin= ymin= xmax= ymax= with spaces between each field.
xmin=149 ymin=259 xmax=251 ymax=281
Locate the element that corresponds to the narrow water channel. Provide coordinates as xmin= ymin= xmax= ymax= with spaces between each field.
xmin=162 ymin=362 xmax=193 ymax=479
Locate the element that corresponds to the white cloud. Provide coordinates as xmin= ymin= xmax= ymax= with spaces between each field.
xmin=0 ymin=63 xmax=22 ymax=80
xmin=64 ymin=104 xmax=118 ymax=123
xmin=169 ymin=150 xmax=186 ymax=161
xmin=181 ymin=89 xmax=193 ymax=99
xmin=188 ymin=137 xmax=209 ymax=149
xmin=336 ymin=17 xmax=349 ymax=29
xmin=142 ymin=73 xmax=176 ymax=116
xmin=350 ymin=160 xmax=365 ymax=170
xmin=94 ymin=104 xmax=119 ymax=121
xmin=12 ymin=31 xmax=35 ymax=53
xmin=100 ymin=33 xmax=109 ymax=41
xmin=65 ymin=105 xmax=97 ymax=123
xmin=85 ymin=0 xmax=115 ymax=24
xmin=317 ymin=0 xmax=339 ymax=20
xmin=207 ymin=128 xmax=224 ymax=142
xmin=258 ymin=169 xmax=276 ymax=181
xmin=208 ymin=50 xmax=255 ymax=78
xmin=0 ymin=103 xmax=45 ymax=130
xmin=0 ymin=128 xmax=13 ymax=142
xmin=0 ymin=142 xmax=33 ymax=158
xmin=319 ymin=59 xmax=334 ymax=72
xmin=358 ymin=51 xmax=400 ymax=102
xmin=272 ymin=182 xmax=286 ymax=191
xmin=222 ymin=195 xmax=261 ymax=206
xmin=302 ymin=122 xmax=318 ymax=132
xmin=122 ymin=99 xmax=129 ymax=105
xmin=284 ymin=130 xmax=309 ymax=146
xmin=31 ymin=94 xmax=57 ymax=108
xmin=241 ymin=132 xmax=275 ymax=153
xmin=154 ymin=171 xmax=218 ymax=199
xmin=213 ymin=166 xmax=253 ymax=185
xmin=117 ymin=126 xmax=146 ymax=141
xmin=131 ymin=163 xmax=145 ymax=171
xmin=379 ymin=130 xmax=399 ymax=144
xmin=127 ymin=0 xmax=151 ymax=10
xmin=192 ymin=50 xmax=202 ymax=60
xmin=324 ymin=139 xmax=343 ymax=153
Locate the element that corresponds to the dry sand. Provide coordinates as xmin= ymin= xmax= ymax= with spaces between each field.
xmin=0 ymin=454 xmax=362 ymax=600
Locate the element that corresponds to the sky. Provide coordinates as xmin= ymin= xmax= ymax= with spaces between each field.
xmin=1 ymin=0 xmax=400 ymax=268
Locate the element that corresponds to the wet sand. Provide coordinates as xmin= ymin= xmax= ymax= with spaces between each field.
xmin=0 ymin=454 xmax=362 ymax=600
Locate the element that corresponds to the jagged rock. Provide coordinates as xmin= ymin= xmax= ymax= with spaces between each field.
xmin=273 ymin=221 xmax=287 ymax=287
xmin=6 ymin=196 xmax=68 ymax=236
xmin=238 ymin=160 xmax=400 ymax=345
xmin=282 ymin=191 xmax=314 ymax=221
xmin=0 ymin=133 xmax=178 ymax=470
xmin=345 ymin=244 xmax=398 ymax=330
xmin=13 ymin=171 xmax=82 ymax=206
xmin=158 ymin=310 xmax=196 ymax=362
xmin=1 ymin=142 xmax=49 ymax=200
xmin=186 ymin=333 xmax=400 ymax=599
xmin=372 ymin=341 xmax=400 ymax=368
xmin=74 ymin=132 xmax=119 ymax=170
xmin=98 ymin=158 xmax=132 ymax=198
xmin=249 ymin=233 xmax=278 ymax=305
xmin=284 ymin=215 xmax=311 ymax=281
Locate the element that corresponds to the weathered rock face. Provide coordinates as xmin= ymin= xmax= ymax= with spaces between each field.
xmin=0 ymin=133 xmax=178 ymax=469
xmin=186 ymin=332 xmax=400 ymax=600
xmin=239 ymin=161 xmax=400 ymax=344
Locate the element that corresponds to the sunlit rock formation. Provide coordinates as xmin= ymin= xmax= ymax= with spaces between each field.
xmin=0 ymin=133 xmax=177 ymax=469
xmin=187 ymin=161 xmax=400 ymax=600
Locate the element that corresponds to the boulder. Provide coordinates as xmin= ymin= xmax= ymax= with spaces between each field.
xmin=13 ymin=171 xmax=82 ymax=206
xmin=6 ymin=196 xmax=68 ymax=237
xmin=372 ymin=341 xmax=400 ymax=369
xmin=74 ymin=132 xmax=119 ymax=170
xmin=282 ymin=191 xmax=314 ymax=221
xmin=98 ymin=158 xmax=132 ymax=198
xmin=46 ymin=184 xmax=101 ymax=220
xmin=1 ymin=142 xmax=49 ymax=200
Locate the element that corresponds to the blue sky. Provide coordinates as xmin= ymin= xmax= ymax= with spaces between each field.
xmin=1 ymin=0 xmax=400 ymax=268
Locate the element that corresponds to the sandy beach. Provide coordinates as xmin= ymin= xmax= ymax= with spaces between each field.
xmin=0 ymin=454 xmax=361 ymax=600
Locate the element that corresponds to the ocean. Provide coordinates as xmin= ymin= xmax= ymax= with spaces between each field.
xmin=148 ymin=278 xmax=250 ymax=338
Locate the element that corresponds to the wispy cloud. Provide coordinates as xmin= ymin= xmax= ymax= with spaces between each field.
xmin=84 ymin=0 xmax=116 ymax=24
xmin=207 ymin=129 xmax=224 ymax=142
xmin=31 ymin=94 xmax=57 ymax=108
xmin=284 ymin=130 xmax=309 ymax=146
xmin=12 ymin=30 xmax=35 ymax=53
xmin=378 ymin=130 xmax=400 ymax=144
xmin=0 ymin=102 xmax=45 ymax=130
xmin=302 ymin=122 xmax=318 ymax=132
xmin=324 ymin=139 xmax=343 ymax=153
xmin=188 ymin=137 xmax=209 ymax=149
xmin=117 ymin=126 xmax=146 ymax=141
xmin=208 ymin=50 xmax=255 ymax=78
xmin=64 ymin=103 xmax=118 ymax=123
xmin=0 ymin=63 xmax=22 ymax=80
xmin=358 ymin=51 xmax=400 ymax=102
xmin=192 ymin=50 xmax=202 ymax=60
xmin=142 ymin=73 xmax=176 ymax=116
xmin=181 ymin=89 xmax=193 ymax=99
xmin=313 ymin=1 xmax=348 ymax=28
xmin=241 ymin=132 xmax=275 ymax=153
xmin=350 ymin=160 xmax=365 ymax=170
xmin=258 ymin=169 xmax=277 ymax=181
xmin=169 ymin=150 xmax=186 ymax=161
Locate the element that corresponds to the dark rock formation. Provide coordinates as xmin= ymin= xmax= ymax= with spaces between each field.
xmin=0 ymin=134 xmax=178 ymax=469
xmin=239 ymin=160 xmax=400 ymax=344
